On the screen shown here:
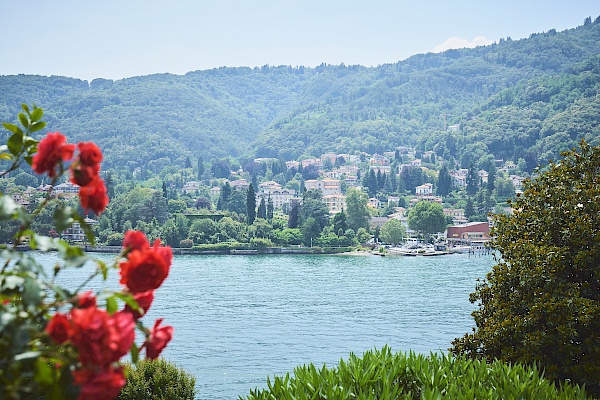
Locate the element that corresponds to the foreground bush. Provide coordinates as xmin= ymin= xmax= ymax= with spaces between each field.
xmin=245 ymin=347 xmax=589 ymax=399
xmin=452 ymin=140 xmax=600 ymax=395
xmin=119 ymin=358 xmax=196 ymax=400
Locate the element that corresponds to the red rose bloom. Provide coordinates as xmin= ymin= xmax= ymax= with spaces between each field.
xmin=32 ymin=132 xmax=75 ymax=177
xmin=119 ymin=240 xmax=172 ymax=293
xmin=70 ymin=306 xmax=134 ymax=367
xmin=145 ymin=318 xmax=174 ymax=359
xmin=76 ymin=291 xmax=97 ymax=308
xmin=46 ymin=313 xmax=72 ymax=344
xmin=125 ymin=290 xmax=154 ymax=319
xmin=122 ymin=230 xmax=150 ymax=252
xmin=79 ymin=176 xmax=109 ymax=215
xmin=72 ymin=366 xmax=125 ymax=400
xmin=77 ymin=142 xmax=103 ymax=166
xmin=70 ymin=163 xmax=100 ymax=187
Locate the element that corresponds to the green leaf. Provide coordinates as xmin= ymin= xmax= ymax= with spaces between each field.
xmin=97 ymin=259 xmax=108 ymax=280
xmin=114 ymin=292 xmax=139 ymax=311
xmin=73 ymin=213 xmax=96 ymax=246
xmin=0 ymin=153 xmax=14 ymax=160
xmin=106 ymin=295 xmax=118 ymax=314
xmin=23 ymin=276 xmax=44 ymax=306
xmin=7 ymin=131 xmax=23 ymax=156
xmin=21 ymin=104 xmax=30 ymax=114
xmin=31 ymin=234 xmax=54 ymax=251
xmin=29 ymin=121 xmax=46 ymax=133
xmin=130 ymin=342 xmax=140 ymax=364
xmin=2 ymin=123 xmax=21 ymax=134
xmin=34 ymin=358 xmax=53 ymax=385
xmin=30 ymin=107 xmax=43 ymax=122
xmin=18 ymin=112 xmax=29 ymax=129
xmin=53 ymin=206 xmax=76 ymax=232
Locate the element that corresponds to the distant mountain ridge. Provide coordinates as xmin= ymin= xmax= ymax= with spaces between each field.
xmin=1 ymin=16 xmax=599 ymax=171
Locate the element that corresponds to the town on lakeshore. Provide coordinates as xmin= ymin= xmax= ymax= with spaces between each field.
xmin=3 ymin=142 xmax=522 ymax=255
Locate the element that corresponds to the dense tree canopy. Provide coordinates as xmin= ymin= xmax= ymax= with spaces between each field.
xmin=407 ymin=201 xmax=446 ymax=236
xmin=452 ymin=140 xmax=600 ymax=395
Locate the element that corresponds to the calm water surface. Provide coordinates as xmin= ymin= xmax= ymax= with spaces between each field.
xmin=44 ymin=252 xmax=494 ymax=399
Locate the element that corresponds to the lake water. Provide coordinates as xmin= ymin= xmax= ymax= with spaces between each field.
xmin=42 ymin=252 xmax=495 ymax=399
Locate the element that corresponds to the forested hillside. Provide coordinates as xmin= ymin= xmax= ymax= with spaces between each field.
xmin=1 ymin=16 xmax=599 ymax=171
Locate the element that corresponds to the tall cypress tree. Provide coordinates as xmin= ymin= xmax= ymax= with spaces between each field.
xmin=197 ymin=155 xmax=205 ymax=180
xmin=288 ymin=202 xmax=299 ymax=228
xmin=257 ymin=198 xmax=267 ymax=219
xmin=247 ymin=184 xmax=256 ymax=224
xmin=267 ymin=197 xmax=274 ymax=220
xmin=437 ymin=165 xmax=452 ymax=196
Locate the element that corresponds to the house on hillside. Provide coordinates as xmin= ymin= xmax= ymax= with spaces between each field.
xmin=415 ymin=183 xmax=433 ymax=196
xmin=323 ymin=194 xmax=346 ymax=214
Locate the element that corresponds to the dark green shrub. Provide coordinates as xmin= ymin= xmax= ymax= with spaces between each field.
xmin=119 ymin=358 xmax=196 ymax=400
xmin=249 ymin=237 xmax=273 ymax=248
xmin=179 ymin=239 xmax=193 ymax=248
xmin=244 ymin=347 xmax=589 ymax=400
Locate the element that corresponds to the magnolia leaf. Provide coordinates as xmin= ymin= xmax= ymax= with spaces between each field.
xmin=30 ymin=107 xmax=43 ymax=122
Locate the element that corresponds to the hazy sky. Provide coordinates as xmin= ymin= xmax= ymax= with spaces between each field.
xmin=1 ymin=1 xmax=598 ymax=81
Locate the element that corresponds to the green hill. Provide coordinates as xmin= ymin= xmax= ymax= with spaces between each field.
xmin=1 ymin=16 xmax=599 ymax=172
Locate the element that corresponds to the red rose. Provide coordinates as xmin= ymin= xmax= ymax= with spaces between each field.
xmin=75 ymin=291 xmax=97 ymax=308
xmin=112 ymin=311 xmax=135 ymax=357
xmin=32 ymin=132 xmax=75 ymax=177
xmin=72 ymin=366 xmax=125 ymax=400
xmin=46 ymin=313 xmax=72 ymax=344
xmin=79 ymin=176 xmax=109 ymax=215
xmin=125 ymin=290 xmax=154 ymax=319
xmin=122 ymin=230 xmax=150 ymax=252
xmin=119 ymin=240 xmax=172 ymax=293
xmin=70 ymin=306 xmax=134 ymax=367
xmin=145 ymin=318 xmax=173 ymax=359
xmin=77 ymin=142 xmax=103 ymax=166
xmin=70 ymin=163 xmax=100 ymax=187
